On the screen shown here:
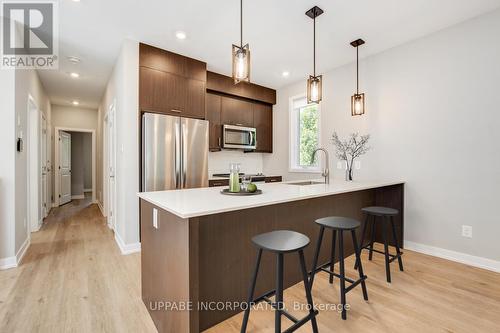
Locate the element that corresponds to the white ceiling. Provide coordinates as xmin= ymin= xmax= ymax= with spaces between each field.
xmin=39 ymin=0 xmax=500 ymax=109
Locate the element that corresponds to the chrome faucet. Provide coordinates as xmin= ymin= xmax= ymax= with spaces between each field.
xmin=312 ymin=148 xmax=330 ymax=184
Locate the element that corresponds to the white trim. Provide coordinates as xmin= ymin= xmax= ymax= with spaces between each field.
xmin=97 ymin=200 xmax=105 ymax=217
xmin=83 ymin=188 xmax=92 ymax=192
xmin=31 ymin=218 xmax=43 ymax=232
xmin=52 ymin=202 xmax=58 ymax=208
xmin=71 ymin=194 xmax=85 ymax=199
xmin=54 ymin=126 xmax=96 ymax=206
xmin=288 ymin=94 xmax=322 ymax=173
xmin=405 ymin=241 xmax=500 ymax=273
xmin=27 ymin=94 xmax=40 ymax=236
xmin=0 ymin=257 xmax=17 ymax=270
xmin=16 ymin=237 xmax=30 ymax=265
xmin=0 ymin=237 xmax=31 ymax=270
xmin=114 ymin=233 xmax=141 ymax=255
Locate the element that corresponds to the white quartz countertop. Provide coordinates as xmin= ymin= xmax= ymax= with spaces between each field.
xmin=137 ymin=179 xmax=404 ymax=219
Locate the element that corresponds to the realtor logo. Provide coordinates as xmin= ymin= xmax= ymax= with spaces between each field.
xmin=1 ymin=1 xmax=58 ymax=69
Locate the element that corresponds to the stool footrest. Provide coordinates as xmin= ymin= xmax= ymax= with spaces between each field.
xmin=360 ymin=245 xmax=403 ymax=258
xmin=253 ymin=289 xmax=318 ymax=330
xmin=345 ymin=275 xmax=368 ymax=293
xmin=314 ymin=260 xmax=366 ymax=291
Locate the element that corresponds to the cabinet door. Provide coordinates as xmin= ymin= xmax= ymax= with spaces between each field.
xmin=253 ymin=103 xmax=273 ymax=153
xmin=140 ymin=67 xmax=187 ymax=115
xmin=185 ymin=79 xmax=206 ymax=119
xmin=206 ymin=93 xmax=222 ymax=151
xmin=221 ymin=96 xmax=254 ymax=127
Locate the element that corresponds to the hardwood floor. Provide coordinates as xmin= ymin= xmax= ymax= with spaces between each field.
xmin=0 ymin=196 xmax=156 ymax=333
xmin=1 ymin=197 xmax=499 ymax=332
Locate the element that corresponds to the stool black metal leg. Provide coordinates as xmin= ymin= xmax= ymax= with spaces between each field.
xmin=368 ymin=217 xmax=375 ymax=261
xmin=390 ymin=216 xmax=404 ymax=272
xmin=241 ymin=249 xmax=263 ymax=333
xmin=351 ymin=230 xmax=368 ymax=301
xmin=329 ymin=230 xmax=336 ymax=284
xmin=338 ymin=230 xmax=347 ymax=320
xmin=275 ymin=253 xmax=284 ymax=333
xmin=309 ymin=226 xmax=325 ymax=288
xmin=382 ymin=218 xmax=391 ymax=283
xmin=354 ymin=215 xmax=368 ymax=270
xmin=298 ymin=250 xmax=319 ymax=333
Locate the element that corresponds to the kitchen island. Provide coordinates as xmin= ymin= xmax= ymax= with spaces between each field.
xmin=138 ymin=180 xmax=404 ymax=333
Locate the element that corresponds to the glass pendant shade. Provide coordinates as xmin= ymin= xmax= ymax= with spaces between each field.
xmin=307 ymin=75 xmax=322 ymax=104
xmin=232 ymin=44 xmax=250 ymax=83
xmin=351 ymin=93 xmax=365 ymax=116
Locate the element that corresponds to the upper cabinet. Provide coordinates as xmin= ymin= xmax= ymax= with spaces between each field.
xmin=139 ymin=43 xmax=206 ymax=119
xmin=220 ymin=96 xmax=254 ymax=127
xmin=253 ymin=103 xmax=273 ymax=153
xmin=206 ymin=93 xmax=222 ymax=151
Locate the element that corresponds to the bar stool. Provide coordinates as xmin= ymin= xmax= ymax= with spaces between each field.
xmin=241 ymin=230 xmax=319 ymax=333
xmin=354 ymin=206 xmax=403 ymax=283
xmin=310 ymin=217 xmax=368 ymax=320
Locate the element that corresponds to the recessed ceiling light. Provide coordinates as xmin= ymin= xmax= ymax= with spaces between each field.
xmin=69 ymin=72 xmax=80 ymax=78
xmin=282 ymin=71 xmax=290 ymax=78
xmin=67 ymin=56 xmax=81 ymax=64
xmin=72 ymin=100 xmax=79 ymax=105
xmin=175 ymin=31 xmax=187 ymax=40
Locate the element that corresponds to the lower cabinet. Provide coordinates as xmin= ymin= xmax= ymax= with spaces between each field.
xmin=208 ymin=179 xmax=229 ymax=187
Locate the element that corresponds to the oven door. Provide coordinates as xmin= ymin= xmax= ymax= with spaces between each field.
xmin=223 ymin=125 xmax=256 ymax=150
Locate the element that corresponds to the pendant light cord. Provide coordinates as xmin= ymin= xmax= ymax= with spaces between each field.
xmin=356 ymin=46 xmax=359 ymax=94
xmin=240 ymin=0 xmax=243 ymax=48
xmin=313 ymin=14 xmax=316 ymax=76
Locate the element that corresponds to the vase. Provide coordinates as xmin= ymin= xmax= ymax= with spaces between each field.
xmin=345 ymin=168 xmax=353 ymax=181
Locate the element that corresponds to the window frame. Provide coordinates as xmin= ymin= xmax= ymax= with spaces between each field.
xmin=288 ymin=94 xmax=322 ymax=173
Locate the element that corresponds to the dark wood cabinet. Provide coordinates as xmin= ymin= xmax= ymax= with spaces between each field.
xmin=206 ymin=93 xmax=222 ymax=151
xmin=139 ymin=43 xmax=206 ymax=118
xmin=253 ymin=103 xmax=273 ymax=153
xmin=221 ymin=96 xmax=254 ymax=127
xmin=265 ymin=176 xmax=282 ymax=183
xmin=208 ymin=179 xmax=229 ymax=187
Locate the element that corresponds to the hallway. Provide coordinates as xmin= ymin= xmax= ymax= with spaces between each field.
xmin=0 ymin=198 xmax=156 ymax=332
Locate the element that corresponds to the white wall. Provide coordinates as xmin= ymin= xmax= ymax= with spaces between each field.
xmin=51 ymin=105 xmax=98 ymax=201
xmin=14 ymin=69 xmax=51 ymax=256
xmin=100 ymin=39 xmax=140 ymax=248
xmin=0 ymin=68 xmax=16 ymax=262
xmin=83 ymin=133 xmax=92 ymax=190
xmin=208 ymin=151 xmax=264 ymax=176
xmin=264 ymin=9 xmax=500 ymax=262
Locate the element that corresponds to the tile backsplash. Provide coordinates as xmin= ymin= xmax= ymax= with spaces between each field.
xmin=208 ymin=150 xmax=264 ymax=176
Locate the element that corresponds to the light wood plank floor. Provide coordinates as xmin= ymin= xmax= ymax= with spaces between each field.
xmin=1 ymin=197 xmax=499 ymax=333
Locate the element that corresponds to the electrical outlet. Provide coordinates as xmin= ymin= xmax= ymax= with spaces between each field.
xmin=355 ymin=161 xmax=361 ymax=170
xmin=462 ymin=225 xmax=472 ymax=238
xmin=153 ymin=208 xmax=158 ymax=229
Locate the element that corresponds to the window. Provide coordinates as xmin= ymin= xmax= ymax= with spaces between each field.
xmin=289 ymin=96 xmax=321 ymax=172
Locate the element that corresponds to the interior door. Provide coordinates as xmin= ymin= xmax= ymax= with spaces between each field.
xmin=59 ymin=131 xmax=72 ymax=205
xmin=41 ymin=114 xmax=48 ymax=217
xmin=107 ymin=106 xmax=116 ymax=229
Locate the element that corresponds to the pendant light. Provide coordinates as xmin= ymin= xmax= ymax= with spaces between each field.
xmin=232 ymin=0 xmax=250 ymax=84
xmin=351 ymin=38 xmax=365 ymax=116
xmin=305 ymin=6 xmax=323 ymax=104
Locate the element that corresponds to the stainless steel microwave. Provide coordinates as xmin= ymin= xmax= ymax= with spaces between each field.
xmin=222 ymin=124 xmax=257 ymax=150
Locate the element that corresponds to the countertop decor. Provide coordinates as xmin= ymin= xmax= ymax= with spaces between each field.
xmin=331 ymin=132 xmax=371 ymax=181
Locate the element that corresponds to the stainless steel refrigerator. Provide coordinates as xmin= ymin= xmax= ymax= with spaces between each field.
xmin=142 ymin=113 xmax=209 ymax=191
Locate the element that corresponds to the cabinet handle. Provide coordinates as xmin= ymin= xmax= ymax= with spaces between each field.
xmin=235 ymin=123 xmax=243 ymax=126
xmin=171 ymin=109 xmax=182 ymax=113
xmin=218 ymin=137 xmax=221 ymax=147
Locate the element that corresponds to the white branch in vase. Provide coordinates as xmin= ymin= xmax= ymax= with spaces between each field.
xmin=331 ymin=132 xmax=371 ymax=181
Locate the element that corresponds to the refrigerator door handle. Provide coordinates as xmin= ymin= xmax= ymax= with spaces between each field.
xmin=175 ymin=121 xmax=181 ymax=189
xmin=182 ymin=121 xmax=187 ymax=188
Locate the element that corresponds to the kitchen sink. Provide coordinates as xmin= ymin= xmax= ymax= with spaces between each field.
xmin=288 ymin=181 xmax=325 ymax=186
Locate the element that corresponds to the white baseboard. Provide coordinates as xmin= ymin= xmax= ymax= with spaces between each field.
xmin=114 ymin=233 xmax=141 ymax=255
xmin=84 ymin=188 xmax=92 ymax=193
xmin=0 ymin=237 xmax=31 ymax=270
xmin=52 ymin=202 xmax=58 ymax=208
xmin=0 ymin=256 xmax=17 ymax=270
xmin=97 ymin=201 xmax=105 ymax=217
xmin=31 ymin=219 xmax=43 ymax=232
xmin=72 ymin=194 xmax=85 ymax=199
xmin=405 ymin=241 xmax=500 ymax=273
xmin=16 ymin=237 xmax=30 ymax=265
